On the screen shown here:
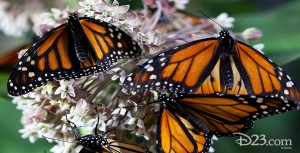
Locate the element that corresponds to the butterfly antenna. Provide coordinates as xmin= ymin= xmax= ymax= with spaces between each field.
xmin=94 ymin=107 xmax=100 ymax=135
xmin=65 ymin=115 xmax=80 ymax=139
xmin=122 ymin=104 xmax=145 ymax=109
xmin=42 ymin=135 xmax=76 ymax=143
xmin=146 ymin=100 xmax=161 ymax=105
xmin=197 ymin=10 xmax=224 ymax=30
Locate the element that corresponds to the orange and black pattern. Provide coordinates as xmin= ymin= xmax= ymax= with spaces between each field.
xmin=8 ymin=12 xmax=141 ymax=96
xmin=123 ymin=30 xmax=299 ymax=103
xmin=160 ymin=94 xmax=297 ymax=137
xmin=157 ymin=96 xmax=212 ymax=153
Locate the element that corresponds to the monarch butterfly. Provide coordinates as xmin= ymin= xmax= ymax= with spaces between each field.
xmin=7 ymin=12 xmax=141 ymax=96
xmin=156 ymin=94 xmax=212 ymax=153
xmin=67 ymin=109 xmax=148 ymax=153
xmin=158 ymin=93 xmax=297 ymax=137
xmin=123 ymin=29 xmax=299 ymax=103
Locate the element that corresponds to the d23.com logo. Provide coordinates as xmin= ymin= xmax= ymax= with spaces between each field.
xmin=234 ymin=133 xmax=293 ymax=150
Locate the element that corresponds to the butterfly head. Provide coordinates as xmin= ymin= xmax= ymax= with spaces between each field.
xmin=219 ymin=29 xmax=230 ymax=39
xmin=68 ymin=12 xmax=79 ymax=22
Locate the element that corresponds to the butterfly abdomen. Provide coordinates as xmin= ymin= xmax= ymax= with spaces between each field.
xmin=219 ymin=30 xmax=235 ymax=91
xmin=68 ymin=13 xmax=89 ymax=62
xmin=220 ymin=55 xmax=234 ymax=90
xmin=73 ymin=32 xmax=89 ymax=62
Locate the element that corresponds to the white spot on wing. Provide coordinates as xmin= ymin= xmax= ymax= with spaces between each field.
xmin=149 ymin=75 xmax=157 ymax=79
xmin=286 ymin=81 xmax=293 ymax=87
xmin=147 ymin=66 xmax=154 ymax=72
xmin=284 ymin=89 xmax=289 ymax=95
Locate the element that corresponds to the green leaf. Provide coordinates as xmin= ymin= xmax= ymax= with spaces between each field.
xmin=235 ymin=0 xmax=300 ymax=65
xmin=0 ymin=97 xmax=53 ymax=153
xmin=267 ymin=49 xmax=300 ymax=66
xmin=0 ymin=72 xmax=9 ymax=98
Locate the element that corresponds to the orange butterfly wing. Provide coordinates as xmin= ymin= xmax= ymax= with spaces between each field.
xmin=194 ymin=41 xmax=300 ymax=102
xmin=105 ymin=139 xmax=148 ymax=153
xmin=124 ymin=38 xmax=221 ymax=93
xmin=175 ymin=94 xmax=297 ymax=136
xmin=8 ymin=15 xmax=141 ymax=96
xmin=157 ymin=108 xmax=211 ymax=153
xmin=79 ymin=18 xmax=140 ymax=68
xmin=7 ymin=25 xmax=100 ymax=96
xmin=123 ymin=32 xmax=299 ymax=104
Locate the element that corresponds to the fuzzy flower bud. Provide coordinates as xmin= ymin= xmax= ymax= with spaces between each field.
xmin=242 ymin=27 xmax=263 ymax=41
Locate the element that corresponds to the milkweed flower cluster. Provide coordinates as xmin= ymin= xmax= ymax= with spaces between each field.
xmin=0 ymin=0 xmax=65 ymax=37
xmin=7 ymin=0 xmax=263 ymax=153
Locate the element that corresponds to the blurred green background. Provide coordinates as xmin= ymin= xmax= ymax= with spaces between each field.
xmin=0 ymin=0 xmax=300 ymax=153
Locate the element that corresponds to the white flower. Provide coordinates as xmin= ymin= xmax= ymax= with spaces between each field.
xmin=95 ymin=0 xmax=129 ymax=22
xmin=137 ymin=30 xmax=162 ymax=52
xmin=0 ymin=0 xmax=44 ymax=37
xmin=72 ymin=99 xmax=89 ymax=117
xmin=78 ymin=0 xmax=98 ymax=17
xmin=41 ymin=82 xmax=54 ymax=95
xmin=65 ymin=99 xmax=89 ymax=126
xmin=131 ymin=126 xmax=149 ymax=140
xmin=136 ymin=118 xmax=145 ymax=128
xmin=0 ymin=12 xmax=30 ymax=37
xmin=213 ymin=12 xmax=235 ymax=31
xmin=107 ymin=118 xmax=121 ymax=127
xmin=19 ymin=123 xmax=39 ymax=143
xmin=54 ymin=80 xmax=76 ymax=99
xmin=119 ymin=12 xmax=143 ymax=33
xmin=242 ymin=27 xmax=263 ymax=41
xmin=92 ymin=115 xmax=107 ymax=132
xmin=111 ymin=107 xmax=127 ymax=116
xmin=107 ymin=67 xmax=127 ymax=83
xmin=50 ymin=140 xmax=81 ymax=153
xmin=17 ymin=48 xmax=28 ymax=59
xmin=36 ymin=24 xmax=53 ymax=36
xmin=125 ymin=117 xmax=136 ymax=125
xmin=38 ymin=124 xmax=57 ymax=142
xmin=173 ymin=0 xmax=189 ymax=10
xmin=12 ymin=96 xmax=36 ymax=110
xmin=34 ymin=8 xmax=70 ymax=35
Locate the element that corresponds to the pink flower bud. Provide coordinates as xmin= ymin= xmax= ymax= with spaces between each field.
xmin=36 ymin=24 xmax=53 ymax=36
xmin=242 ymin=27 xmax=263 ymax=41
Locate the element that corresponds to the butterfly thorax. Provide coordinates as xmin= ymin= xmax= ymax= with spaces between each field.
xmin=77 ymin=134 xmax=107 ymax=152
xmin=218 ymin=30 xmax=234 ymax=51
xmin=67 ymin=13 xmax=89 ymax=62
xmin=218 ymin=30 xmax=234 ymax=91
